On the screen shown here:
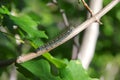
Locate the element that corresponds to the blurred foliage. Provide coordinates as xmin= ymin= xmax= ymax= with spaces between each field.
xmin=16 ymin=59 xmax=98 ymax=80
xmin=0 ymin=0 xmax=120 ymax=80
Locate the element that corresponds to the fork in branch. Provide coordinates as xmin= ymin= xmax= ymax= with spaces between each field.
xmin=80 ymin=0 xmax=102 ymax=24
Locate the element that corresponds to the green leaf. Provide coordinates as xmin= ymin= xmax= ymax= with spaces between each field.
xmin=42 ymin=53 xmax=66 ymax=68
xmin=28 ymin=12 xmax=42 ymax=24
xmin=0 ymin=6 xmax=10 ymax=15
xmin=59 ymin=60 xmax=99 ymax=80
xmin=16 ymin=59 xmax=61 ymax=80
xmin=30 ymin=38 xmax=44 ymax=49
xmin=16 ymin=59 xmax=98 ymax=80
xmin=10 ymin=15 xmax=48 ymax=39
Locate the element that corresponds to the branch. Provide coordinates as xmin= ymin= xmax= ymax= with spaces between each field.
xmin=16 ymin=0 xmax=120 ymax=63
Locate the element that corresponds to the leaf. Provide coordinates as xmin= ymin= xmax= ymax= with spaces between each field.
xmin=16 ymin=59 xmax=61 ymax=80
xmin=28 ymin=12 xmax=42 ymax=24
xmin=16 ymin=59 xmax=98 ymax=80
xmin=30 ymin=38 xmax=44 ymax=49
xmin=10 ymin=15 xmax=48 ymax=39
xmin=42 ymin=53 xmax=66 ymax=68
xmin=0 ymin=6 xmax=10 ymax=15
xmin=59 ymin=60 xmax=99 ymax=80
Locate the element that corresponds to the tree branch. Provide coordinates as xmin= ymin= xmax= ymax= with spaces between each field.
xmin=16 ymin=0 xmax=120 ymax=63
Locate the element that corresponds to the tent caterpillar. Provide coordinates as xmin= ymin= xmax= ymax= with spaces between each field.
xmin=36 ymin=26 xmax=74 ymax=52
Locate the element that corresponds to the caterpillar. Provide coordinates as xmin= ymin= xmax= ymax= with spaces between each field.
xmin=36 ymin=26 xmax=74 ymax=53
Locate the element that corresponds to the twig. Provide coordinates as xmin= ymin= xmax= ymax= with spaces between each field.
xmin=9 ymin=65 xmax=17 ymax=80
xmin=81 ymin=0 xmax=102 ymax=24
xmin=71 ymin=35 xmax=80 ymax=59
xmin=52 ymin=0 xmax=69 ymax=27
xmin=60 ymin=9 xmax=70 ymax=27
xmin=16 ymin=0 xmax=120 ymax=63
xmin=81 ymin=0 xmax=94 ymax=16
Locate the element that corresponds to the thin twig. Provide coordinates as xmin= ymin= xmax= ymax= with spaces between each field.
xmin=81 ymin=0 xmax=102 ymax=24
xmin=52 ymin=0 xmax=69 ymax=27
xmin=60 ymin=9 xmax=70 ymax=27
xmin=9 ymin=65 xmax=17 ymax=80
xmin=71 ymin=35 xmax=80 ymax=59
xmin=81 ymin=0 xmax=94 ymax=16
xmin=16 ymin=0 xmax=119 ymax=63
